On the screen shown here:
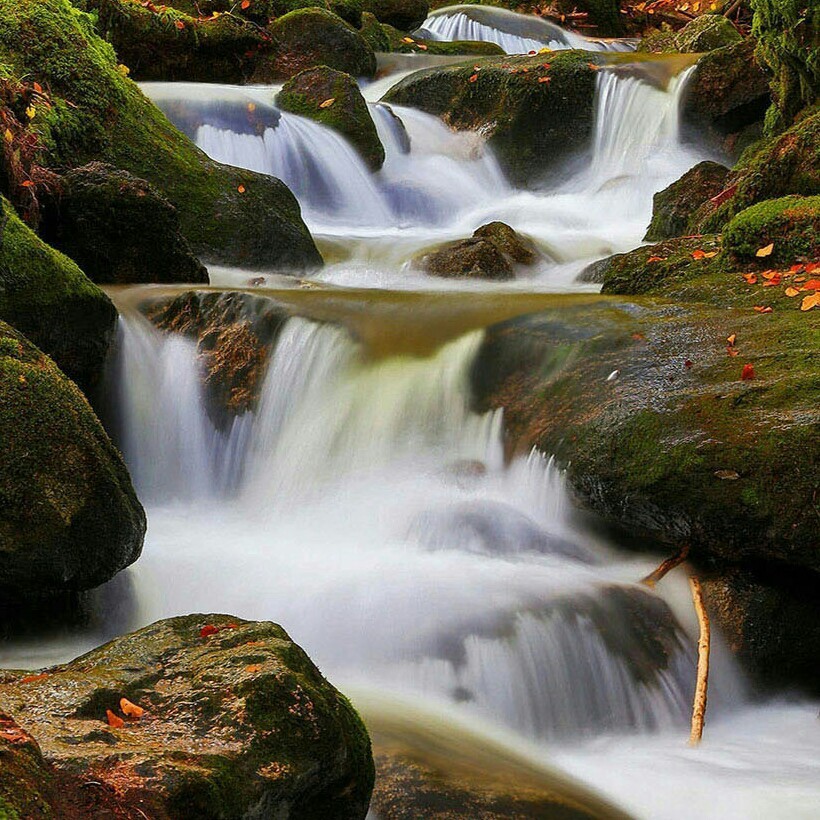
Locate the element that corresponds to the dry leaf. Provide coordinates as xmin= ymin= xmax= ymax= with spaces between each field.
xmin=106 ymin=709 xmax=125 ymax=729
xmin=755 ymin=243 xmax=774 ymax=258
xmin=120 ymin=698 xmax=145 ymax=718
xmin=800 ymin=293 xmax=820 ymax=311
xmin=245 ymin=664 xmax=262 ymax=673
xmin=691 ymin=249 xmax=707 ymax=259
xmin=175 ymin=19 xmax=185 ymax=29
xmin=742 ymin=273 xmax=758 ymax=284
xmin=647 ymin=255 xmax=664 ymax=263
xmin=726 ymin=346 xmax=739 ymax=357
xmin=319 ymin=98 xmax=335 ymax=108
xmin=740 ymin=363 xmax=755 ymax=380
xmin=200 ymin=624 xmax=219 ymax=638
xmin=753 ymin=305 xmax=772 ymax=313
xmin=726 ymin=334 xmax=736 ymax=345
xmin=237 ymin=184 xmax=246 ymax=193
xmin=784 ymin=287 xmax=799 ymax=297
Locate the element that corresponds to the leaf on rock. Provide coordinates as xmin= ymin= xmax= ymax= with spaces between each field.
xmin=740 ymin=363 xmax=755 ymax=380
xmin=753 ymin=305 xmax=772 ymax=313
xmin=755 ymin=243 xmax=774 ymax=258
xmin=742 ymin=273 xmax=757 ymax=284
xmin=237 ymin=184 xmax=246 ymax=193
xmin=106 ymin=709 xmax=125 ymax=729
xmin=319 ymin=98 xmax=335 ymax=109
xmin=200 ymin=624 xmax=220 ymax=638
xmin=120 ymin=698 xmax=145 ymax=718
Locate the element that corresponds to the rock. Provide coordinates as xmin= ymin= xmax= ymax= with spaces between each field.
xmin=360 ymin=9 xmax=392 ymax=51
xmin=721 ymin=195 xmax=820 ymax=266
xmin=0 ymin=321 xmax=145 ymax=594
xmin=380 ymin=22 xmax=505 ymax=55
xmin=363 ymin=0 xmax=428 ymax=31
xmin=146 ymin=290 xmax=290 ymax=426
xmin=0 ymin=0 xmax=321 ymax=270
xmin=257 ymin=8 xmax=377 ymax=80
xmin=0 ymin=614 xmax=375 ymax=818
xmin=644 ymin=160 xmax=730 ymax=241
xmin=473 ymin=221 xmax=539 ymax=265
xmin=277 ymin=67 xmax=385 ymax=170
xmin=417 ymin=237 xmax=514 ymax=280
xmin=554 ymin=0 xmax=623 ymax=37
xmin=675 ymin=13 xmax=742 ymax=52
xmin=692 ymin=108 xmax=820 ymax=233
xmin=41 ymin=163 xmax=209 ymax=285
xmin=384 ymin=52 xmax=603 ymax=186
xmin=0 ymin=197 xmax=117 ymax=392
xmin=636 ymin=27 xmax=679 ymax=53
xmin=682 ymin=40 xmax=771 ymax=156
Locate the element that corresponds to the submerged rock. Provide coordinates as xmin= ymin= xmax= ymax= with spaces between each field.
xmin=258 ymin=8 xmax=377 ymax=80
xmin=644 ymin=160 xmax=729 ymax=241
xmin=384 ymin=51 xmax=603 ymax=186
xmin=0 ymin=321 xmax=145 ymax=594
xmin=278 ymin=67 xmax=385 ymax=170
xmin=41 ymin=163 xmax=209 ymax=285
xmin=0 ymin=614 xmax=374 ymax=818
xmin=0 ymin=0 xmax=321 ymax=270
xmin=0 ymin=197 xmax=116 ymax=392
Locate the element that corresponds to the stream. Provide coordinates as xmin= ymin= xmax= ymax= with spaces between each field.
xmin=3 ymin=10 xmax=820 ymax=818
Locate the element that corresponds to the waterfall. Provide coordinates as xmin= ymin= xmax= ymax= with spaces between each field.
xmin=419 ymin=5 xmax=636 ymax=54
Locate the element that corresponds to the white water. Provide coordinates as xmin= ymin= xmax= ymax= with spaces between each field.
xmin=419 ymin=5 xmax=635 ymax=54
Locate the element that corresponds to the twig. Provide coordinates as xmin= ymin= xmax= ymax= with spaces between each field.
xmin=640 ymin=544 xmax=690 ymax=588
xmin=688 ymin=575 xmax=710 ymax=745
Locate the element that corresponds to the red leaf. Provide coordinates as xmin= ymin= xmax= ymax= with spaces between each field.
xmin=200 ymin=624 xmax=219 ymax=638
xmin=742 ymin=273 xmax=757 ymax=285
xmin=684 ymin=359 xmax=693 ymax=369
xmin=106 ymin=709 xmax=125 ymax=729
xmin=33 ymin=82 xmax=43 ymax=94
xmin=740 ymin=364 xmax=755 ymax=381
xmin=20 ymin=673 xmax=48 ymax=684
xmin=691 ymin=249 xmax=706 ymax=259
xmin=801 ymin=278 xmax=820 ymax=291
xmin=468 ymin=74 xmax=478 ymax=83
xmin=175 ymin=19 xmax=185 ymax=29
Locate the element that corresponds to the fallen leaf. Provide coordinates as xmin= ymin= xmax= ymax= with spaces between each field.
xmin=801 ymin=278 xmax=820 ymax=291
xmin=241 ymin=0 xmax=250 ymax=7
xmin=237 ymin=184 xmax=246 ymax=193
xmin=318 ymin=98 xmax=335 ymax=108
xmin=805 ymin=262 xmax=818 ymax=273
xmin=785 ymin=286 xmax=799 ymax=297
xmin=469 ymin=73 xmax=479 ymax=83
xmin=702 ymin=251 xmax=718 ymax=258
xmin=21 ymin=180 xmax=34 ymax=188
xmin=587 ymin=62 xmax=599 ymax=70
xmin=175 ymin=19 xmax=185 ymax=29
xmin=740 ymin=363 xmax=755 ymax=380
xmin=417 ymin=43 xmax=428 ymax=50
xmin=800 ymin=292 xmax=820 ymax=311
xmin=691 ymin=249 xmax=707 ymax=259
xmin=538 ymin=76 xmax=551 ymax=83
xmin=789 ymin=264 xmax=804 ymax=274
xmin=25 ymin=106 xmax=35 ymax=119
xmin=762 ymin=273 xmax=782 ymax=286
xmin=726 ymin=334 xmax=736 ymax=345
xmin=709 ymin=184 xmax=737 ymax=206
xmin=245 ymin=664 xmax=262 ymax=673
xmin=753 ymin=305 xmax=772 ymax=313
xmin=20 ymin=673 xmax=48 ymax=684
xmin=726 ymin=346 xmax=739 ymax=357
xmin=33 ymin=82 xmax=43 ymax=94
xmin=646 ymin=255 xmax=664 ymax=263
xmin=200 ymin=624 xmax=219 ymax=638
xmin=401 ymin=37 xmax=414 ymax=44
xmin=3 ymin=129 xmax=12 ymax=143
xmin=755 ymin=242 xmax=774 ymax=258
xmin=120 ymin=698 xmax=145 ymax=718
xmin=714 ymin=470 xmax=740 ymax=480
xmin=742 ymin=273 xmax=758 ymax=284
xmin=631 ymin=332 xmax=645 ymax=341
xmin=106 ymin=709 xmax=125 ymax=729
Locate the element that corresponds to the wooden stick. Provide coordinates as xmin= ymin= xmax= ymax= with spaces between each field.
xmin=688 ymin=575 xmax=710 ymax=745
xmin=640 ymin=544 xmax=690 ymax=588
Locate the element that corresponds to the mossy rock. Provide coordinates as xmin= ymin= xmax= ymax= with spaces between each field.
xmin=256 ymin=8 xmax=377 ymax=80
xmin=384 ymin=51 xmax=603 ymax=186
xmin=682 ymin=39 xmax=770 ymax=156
xmin=0 ymin=197 xmax=116 ymax=391
xmin=0 ymin=321 xmax=145 ymax=593
xmin=41 ymin=162 xmax=208 ymax=285
xmin=278 ymin=67 xmax=385 ymax=170
xmin=636 ymin=27 xmax=679 ymax=54
xmin=0 ymin=0 xmax=321 ymax=270
xmin=752 ymin=0 xmax=819 ymax=133
xmin=722 ymin=195 xmax=820 ymax=265
xmin=360 ymin=10 xmax=393 ymax=50
xmin=473 ymin=221 xmax=539 ymax=264
xmin=0 ymin=614 xmax=375 ymax=818
xmin=381 ymin=23 xmax=505 ymax=54
xmin=644 ymin=160 xmax=729 ymax=241
xmin=363 ymin=0 xmax=429 ymax=31
xmin=416 ymin=237 xmax=514 ymax=280
xmin=676 ymin=14 xmax=742 ymax=52
xmin=693 ymin=107 xmax=820 ymax=232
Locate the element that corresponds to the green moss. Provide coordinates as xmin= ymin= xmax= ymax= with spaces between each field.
xmin=381 ymin=23 xmax=505 ymax=54
xmin=722 ymin=195 xmax=820 ymax=264
xmin=675 ymin=14 xmax=742 ymax=52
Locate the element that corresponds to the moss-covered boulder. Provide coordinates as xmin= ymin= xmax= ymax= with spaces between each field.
xmin=379 ymin=23 xmax=505 ymax=54
xmin=256 ymin=8 xmax=377 ymax=80
xmin=0 ymin=614 xmax=375 ymax=818
xmin=0 ymin=321 xmax=145 ymax=594
xmin=0 ymin=0 xmax=321 ymax=270
xmin=363 ymin=0 xmax=429 ymax=31
xmin=41 ymin=162 xmax=208 ymax=285
xmin=384 ymin=51 xmax=603 ymax=185
xmin=751 ymin=0 xmax=819 ymax=133
xmin=722 ymin=195 xmax=820 ymax=265
xmin=0 ymin=197 xmax=116 ymax=391
xmin=692 ymin=108 xmax=820 ymax=232
xmin=682 ymin=39 xmax=770 ymax=155
xmin=278 ymin=67 xmax=385 ymax=170
xmin=676 ymin=14 xmax=742 ymax=52
xmin=644 ymin=160 xmax=729 ymax=241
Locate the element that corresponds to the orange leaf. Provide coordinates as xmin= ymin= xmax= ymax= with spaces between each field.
xmin=726 ymin=334 xmax=736 ymax=346
xmin=755 ymin=243 xmax=774 ymax=258
xmin=175 ymin=19 xmax=185 ymax=29
xmin=200 ymin=624 xmax=219 ymax=638
xmin=318 ymin=98 xmax=335 ymax=109
xmin=20 ymin=673 xmax=48 ymax=684
xmin=801 ymin=278 xmax=820 ymax=290
xmin=800 ymin=293 xmax=820 ymax=311
xmin=789 ymin=264 xmax=804 ymax=274
xmin=709 ymin=184 xmax=736 ymax=207
xmin=646 ymin=256 xmax=664 ymax=263
xmin=237 ymin=184 xmax=246 ymax=193
xmin=740 ymin=364 xmax=755 ymax=381
xmin=21 ymin=180 xmax=34 ymax=188
xmin=538 ymin=76 xmax=550 ymax=83
xmin=120 ymin=698 xmax=145 ymax=718
xmin=587 ymin=62 xmax=599 ymax=70
xmin=401 ymin=37 xmax=414 ymax=43
xmin=726 ymin=347 xmax=739 ymax=357
xmin=691 ymin=249 xmax=706 ymax=259
xmin=753 ymin=305 xmax=773 ymax=314
xmin=742 ymin=273 xmax=757 ymax=284
xmin=245 ymin=664 xmax=262 ymax=673
xmin=417 ymin=43 xmax=428 ymax=50
xmin=33 ymin=82 xmax=43 ymax=94
xmin=106 ymin=709 xmax=125 ymax=729
xmin=468 ymin=73 xmax=479 ymax=83
xmin=762 ymin=274 xmax=782 ymax=286
xmin=241 ymin=0 xmax=250 ymax=7
xmin=805 ymin=262 xmax=818 ymax=273
xmin=784 ymin=286 xmax=799 ymax=297
xmin=761 ymin=269 xmax=777 ymax=280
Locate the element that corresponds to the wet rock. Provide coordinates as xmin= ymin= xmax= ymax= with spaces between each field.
xmin=644 ymin=160 xmax=730 ymax=241
xmin=682 ymin=40 xmax=771 ymax=156
xmin=0 ymin=0 xmax=321 ymax=270
xmin=675 ymin=14 xmax=742 ymax=53
xmin=418 ymin=237 xmax=514 ymax=281
xmin=278 ymin=67 xmax=385 ymax=170
xmin=383 ymin=51 xmax=603 ymax=186
xmin=378 ymin=21 xmax=505 ymax=54
xmin=41 ymin=163 xmax=208 ymax=285
xmin=0 ymin=196 xmax=117 ymax=393
xmin=0 ymin=614 xmax=375 ymax=818
xmin=474 ymin=221 xmax=539 ymax=265
xmin=257 ymin=8 xmax=377 ymax=80
xmin=363 ymin=0 xmax=428 ymax=31
xmin=0 ymin=321 xmax=145 ymax=594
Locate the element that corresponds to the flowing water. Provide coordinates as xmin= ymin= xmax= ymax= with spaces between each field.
xmin=5 ymin=31 xmax=820 ymax=819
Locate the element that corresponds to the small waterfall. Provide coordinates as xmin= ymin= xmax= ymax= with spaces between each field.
xmin=419 ymin=5 xmax=635 ymax=54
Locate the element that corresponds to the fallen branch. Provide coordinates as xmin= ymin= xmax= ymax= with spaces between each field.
xmin=688 ymin=575 xmax=710 ymax=745
xmin=640 ymin=543 xmax=690 ymax=588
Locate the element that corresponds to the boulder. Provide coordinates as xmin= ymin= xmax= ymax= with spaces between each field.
xmin=256 ymin=8 xmax=377 ymax=80
xmin=474 ymin=221 xmax=539 ymax=265
xmin=41 ymin=163 xmax=209 ymax=285
xmin=277 ymin=67 xmax=385 ymax=170
xmin=682 ymin=39 xmax=770 ymax=156
xmin=363 ymin=0 xmax=429 ymax=31
xmin=0 ymin=196 xmax=116 ymax=391
xmin=675 ymin=13 xmax=742 ymax=52
xmin=721 ymin=195 xmax=820 ymax=266
xmin=644 ymin=160 xmax=730 ymax=241
xmin=384 ymin=51 xmax=603 ymax=186
xmin=0 ymin=321 xmax=145 ymax=594
xmin=379 ymin=22 xmax=505 ymax=55
xmin=0 ymin=0 xmax=321 ymax=270
xmin=0 ymin=614 xmax=375 ymax=818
